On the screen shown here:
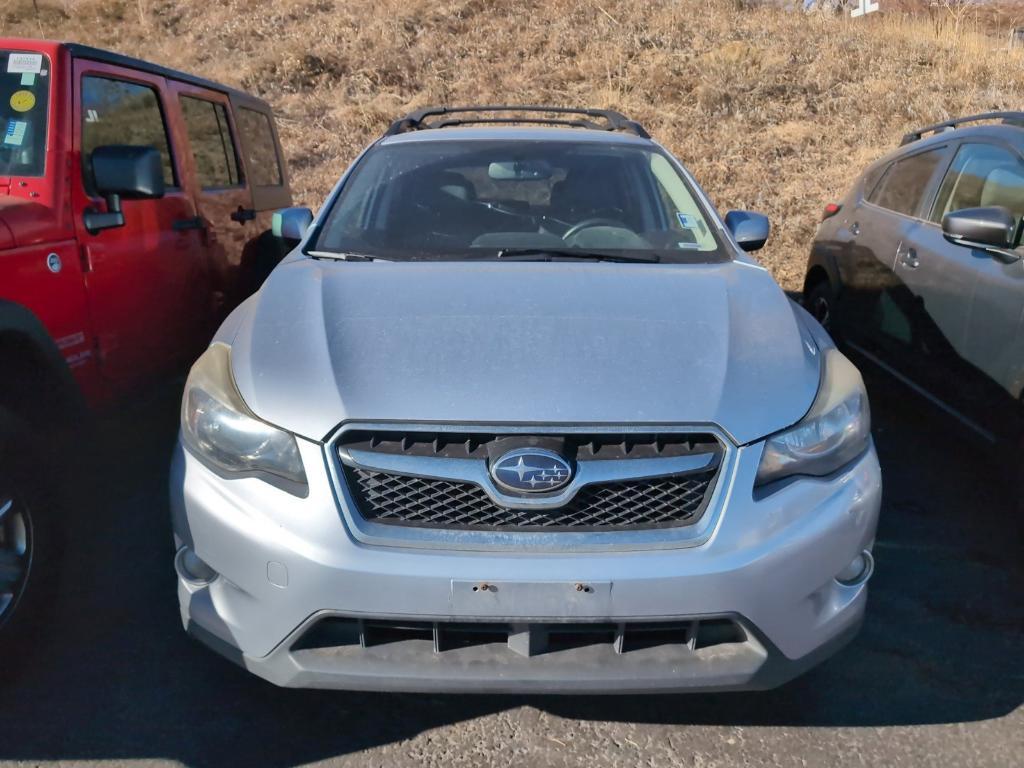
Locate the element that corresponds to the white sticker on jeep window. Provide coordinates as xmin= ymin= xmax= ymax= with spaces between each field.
xmin=20 ymin=72 xmax=36 ymax=86
xmin=3 ymin=120 xmax=27 ymax=146
xmin=676 ymin=212 xmax=697 ymax=229
xmin=6 ymin=53 xmax=43 ymax=74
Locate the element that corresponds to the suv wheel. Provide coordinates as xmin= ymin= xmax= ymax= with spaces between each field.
xmin=0 ymin=412 xmax=59 ymax=664
xmin=805 ymin=280 xmax=839 ymax=339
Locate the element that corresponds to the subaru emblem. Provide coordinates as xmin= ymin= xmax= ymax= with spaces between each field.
xmin=490 ymin=448 xmax=573 ymax=494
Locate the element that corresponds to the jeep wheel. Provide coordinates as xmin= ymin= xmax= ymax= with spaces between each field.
xmin=0 ymin=413 xmax=58 ymax=667
xmin=0 ymin=482 xmax=33 ymax=629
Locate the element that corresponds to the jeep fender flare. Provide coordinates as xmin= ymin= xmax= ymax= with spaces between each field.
xmin=0 ymin=300 xmax=87 ymax=428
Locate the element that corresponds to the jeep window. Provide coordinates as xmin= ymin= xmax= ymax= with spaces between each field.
xmin=81 ymin=76 xmax=176 ymax=191
xmin=180 ymin=95 xmax=243 ymax=189
xmin=236 ymin=107 xmax=282 ymax=187
xmin=930 ymin=143 xmax=1024 ymax=230
xmin=0 ymin=50 xmax=50 ymax=177
xmin=867 ymin=148 xmax=944 ymax=217
xmin=312 ymin=139 xmax=726 ymax=262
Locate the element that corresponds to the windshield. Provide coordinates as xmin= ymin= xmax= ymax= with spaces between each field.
xmin=0 ymin=50 xmax=50 ymax=178
xmin=312 ymin=138 xmax=726 ymax=262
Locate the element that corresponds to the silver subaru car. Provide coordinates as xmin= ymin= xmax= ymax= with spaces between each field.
xmin=170 ymin=106 xmax=882 ymax=693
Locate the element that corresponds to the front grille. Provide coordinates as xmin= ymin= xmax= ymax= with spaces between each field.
xmin=338 ymin=430 xmax=722 ymax=531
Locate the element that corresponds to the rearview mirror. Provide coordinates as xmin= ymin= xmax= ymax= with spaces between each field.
xmin=942 ymin=206 xmax=1020 ymax=263
xmin=724 ymin=210 xmax=770 ymax=252
xmin=487 ymin=160 xmax=553 ymax=181
xmin=84 ymin=145 xmax=165 ymax=234
xmin=272 ymin=207 xmax=313 ymax=243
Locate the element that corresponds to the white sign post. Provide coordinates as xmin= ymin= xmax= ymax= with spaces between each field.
xmin=851 ymin=0 xmax=879 ymax=17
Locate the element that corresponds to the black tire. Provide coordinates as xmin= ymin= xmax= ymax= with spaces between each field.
xmin=804 ymin=279 xmax=841 ymax=343
xmin=0 ymin=410 xmax=61 ymax=675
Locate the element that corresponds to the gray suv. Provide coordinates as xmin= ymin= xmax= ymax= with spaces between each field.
xmin=804 ymin=111 xmax=1024 ymax=447
xmin=171 ymin=106 xmax=881 ymax=693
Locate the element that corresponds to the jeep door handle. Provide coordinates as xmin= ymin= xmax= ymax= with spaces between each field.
xmin=231 ymin=207 xmax=257 ymax=224
xmin=898 ymin=246 xmax=919 ymax=269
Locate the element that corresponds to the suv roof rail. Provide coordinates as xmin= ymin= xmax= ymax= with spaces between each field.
xmin=899 ymin=111 xmax=1024 ymax=145
xmin=384 ymin=105 xmax=651 ymax=139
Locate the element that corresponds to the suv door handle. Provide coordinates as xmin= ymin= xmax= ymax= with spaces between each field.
xmin=231 ymin=207 xmax=257 ymax=224
xmin=898 ymin=245 xmax=919 ymax=269
xmin=172 ymin=216 xmax=206 ymax=232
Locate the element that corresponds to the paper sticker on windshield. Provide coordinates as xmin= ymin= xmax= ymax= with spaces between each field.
xmin=10 ymin=90 xmax=35 ymax=113
xmin=3 ymin=120 xmax=27 ymax=146
xmin=676 ymin=212 xmax=698 ymax=229
xmin=676 ymin=241 xmax=701 ymax=250
xmin=20 ymin=72 xmax=36 ymax=86
xmin=6 ymin=53 xmax=43 ymax=74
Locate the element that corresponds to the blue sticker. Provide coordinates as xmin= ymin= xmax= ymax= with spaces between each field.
xmin=676 ymin=212 xmax=697 ymax=229
xmin=3 ymin=120 xmax=27 ymax=146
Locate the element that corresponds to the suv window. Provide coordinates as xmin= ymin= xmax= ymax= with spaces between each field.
xmin=180 ymin=96 xmax=242 ymax=189
xmin=930 ymin=143 xmax=1024 ymax=229
xmin=81 ymin=76 xmax=176 ymax=190
xmin=236 ymin=107 xmax=281 ymax=186
xmin=867 ymin=149 xmax=944 ymax=217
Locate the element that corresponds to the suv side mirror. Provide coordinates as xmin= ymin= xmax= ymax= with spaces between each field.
xmin=84 ymin=145 xmax=165 ymax=234
xmin=724 ymin=210 xmax=770 ymax=252
xmin=942 ymin=206 xmax=1020 ymax=263
xmin=272 ymin=207 xmax=313 ymax=243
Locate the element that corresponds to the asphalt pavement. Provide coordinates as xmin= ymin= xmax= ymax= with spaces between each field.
xmin=0 ymin=365 xmax=1020 ymax=768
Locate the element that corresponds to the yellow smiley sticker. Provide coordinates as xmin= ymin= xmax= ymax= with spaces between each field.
xmin=10 ymin=90 xmax=36 ymax=113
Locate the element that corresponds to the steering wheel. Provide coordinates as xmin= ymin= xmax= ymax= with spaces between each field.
xmin=562 ymin=217 xmax=633 ymax=241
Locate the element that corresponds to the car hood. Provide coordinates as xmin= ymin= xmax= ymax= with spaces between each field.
xmin=228 ymin=258 xmax=822 ymax=445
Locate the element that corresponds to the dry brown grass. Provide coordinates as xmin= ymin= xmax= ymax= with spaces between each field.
xmin=3 ymin=0 xmax=1023 ymax=288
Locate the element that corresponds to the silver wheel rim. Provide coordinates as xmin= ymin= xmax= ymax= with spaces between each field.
xmin=0 ymin=491 xmax=32 ymax=626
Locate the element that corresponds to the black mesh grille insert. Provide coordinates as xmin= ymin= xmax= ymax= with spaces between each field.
xmin=342 ymin=465 xmax=719 ymax=530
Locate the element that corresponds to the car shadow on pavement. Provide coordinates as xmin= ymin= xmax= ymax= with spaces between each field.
xmin=0 ymin=370 xmax=1020 ymax=768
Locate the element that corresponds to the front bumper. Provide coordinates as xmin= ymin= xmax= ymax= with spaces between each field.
xmin=170 ymin=435 xmax=882 ymax=693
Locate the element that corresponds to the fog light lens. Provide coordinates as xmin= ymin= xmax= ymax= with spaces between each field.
xmin=835 ymin=549 xmax=874 ymax=586
xmin=176 ymin=547 xmax=218 ymax=585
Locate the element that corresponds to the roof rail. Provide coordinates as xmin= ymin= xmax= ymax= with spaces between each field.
xmin=900 ymin=111 xmax=1024 ymax=145
xmin=384 ymin=105 xmax=651 ymax=139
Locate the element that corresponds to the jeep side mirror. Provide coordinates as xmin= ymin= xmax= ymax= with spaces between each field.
xmin=83 ymin=145 xmax=165 ymax=234
xmin=942 ymin=206 xmax=1020 ymax=263
xmin=725 ymin=210 xmax=770 ymax=252
xmin=272 ymin=207 xmax=313 ymax=243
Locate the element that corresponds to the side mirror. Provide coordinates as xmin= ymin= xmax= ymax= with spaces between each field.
xmin=942 ymin=206 xmax=1020 ymax=263
xmin=272 ymin=207 xmax=313 ymax=243
xmin=724 ymin=210 xmax=770 ymax=252
xmin=84 ymin=145 xmax=165 ymax=234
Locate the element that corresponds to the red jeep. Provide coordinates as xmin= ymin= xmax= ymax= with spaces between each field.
xmin=0 ymin=40 xmax=292 ymax=643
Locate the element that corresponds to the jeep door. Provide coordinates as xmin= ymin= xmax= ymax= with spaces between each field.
xmin=848 ymin=145 xmax=950 ymax=380
xmin=71 ymin=60 xmax=211 ymax=391
xmin=167 ymin=80 xmax=253 ymax=325
xmin=901 ymin=140 xmax=1024 ymax=439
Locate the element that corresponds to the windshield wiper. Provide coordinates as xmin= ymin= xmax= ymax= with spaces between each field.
xmin=495 ymin=248 xmax=660 ymax=263
xmin=307 ymin=250 xmax=381 ymax=262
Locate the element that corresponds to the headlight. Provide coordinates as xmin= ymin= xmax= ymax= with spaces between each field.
xmin=181 ymin=342 xmax=307 ymax=491
xmin=755 ymin=348 xmax=871 ymax=486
